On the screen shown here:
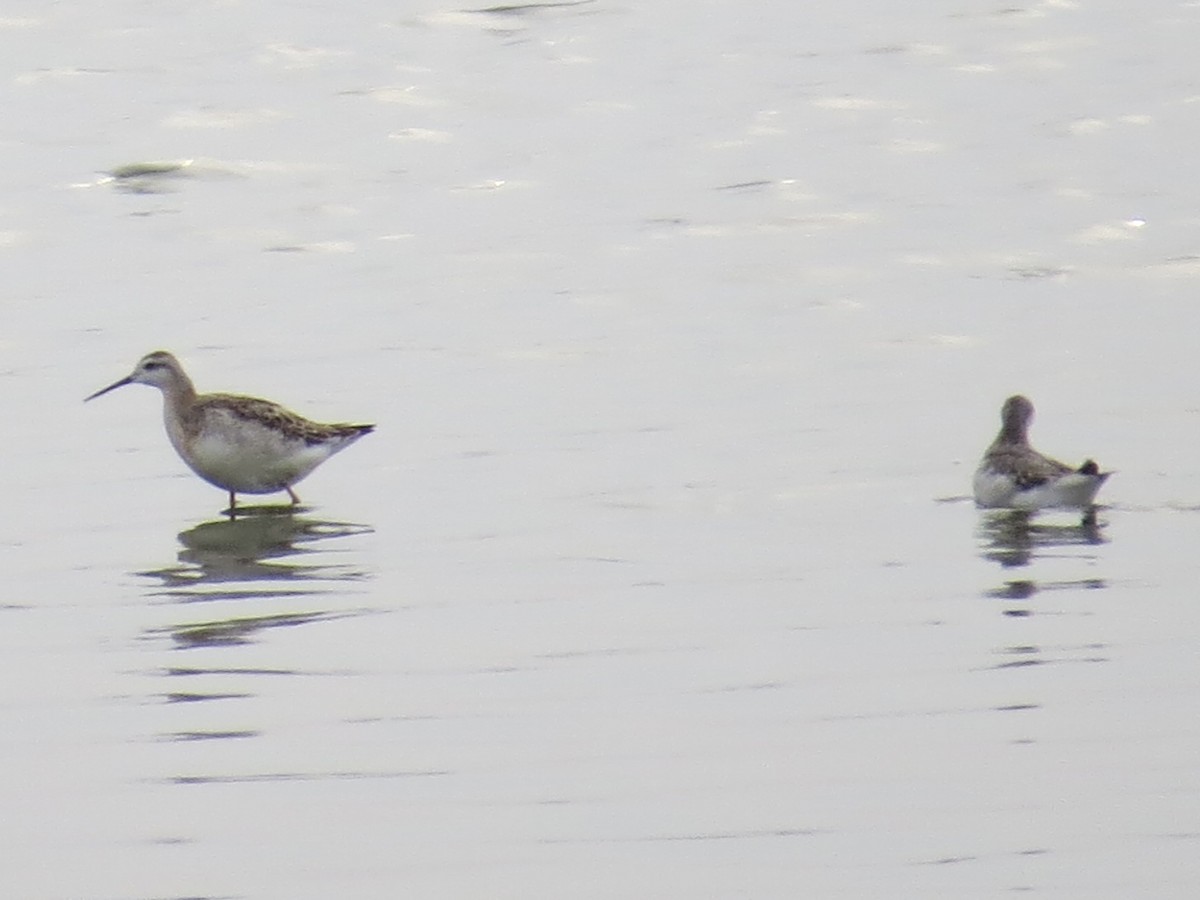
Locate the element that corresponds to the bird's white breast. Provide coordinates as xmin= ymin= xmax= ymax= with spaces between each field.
xmin=165 ymin=406 xmax=333 ymax=494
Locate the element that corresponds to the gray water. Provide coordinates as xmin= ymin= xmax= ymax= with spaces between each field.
xmin=3 ymin=2 xmax=1200 ymax=898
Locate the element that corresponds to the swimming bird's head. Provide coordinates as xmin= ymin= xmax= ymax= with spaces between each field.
xmin=85 ymin=350 xmax=188 ymax=401
xmin=1000 ymin=394 xmax=1034 ymax=431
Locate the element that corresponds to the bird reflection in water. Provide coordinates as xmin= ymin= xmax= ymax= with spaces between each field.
xmin=977 ymin=508 xmax=1108 ymax=623
xmin=138 ymin=508 xmax=374 ymax=649
xmin=144 ymin=508 xmax=372 ymax=593
xmin=978 ymin=508 xmax=1106 ymax=571
xmin=976 ymin=509 xmax=1111 ymax=673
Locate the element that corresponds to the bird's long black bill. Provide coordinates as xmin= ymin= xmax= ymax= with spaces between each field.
xmin=84 ymin=375 xmax=133 ymax=402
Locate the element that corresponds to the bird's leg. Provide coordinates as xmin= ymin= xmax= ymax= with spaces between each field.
xmin=286 ymin=486 xmax=301 ymax=506
xmin=227 ymin=491 xmax=237 ymax=518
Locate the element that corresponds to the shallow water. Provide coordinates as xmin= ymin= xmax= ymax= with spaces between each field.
xmin=3 ymin=2 xmax=1200 ymax=898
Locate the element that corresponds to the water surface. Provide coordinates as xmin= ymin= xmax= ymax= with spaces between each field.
xmin=3 ymin=2 xmax=1200 ymax=898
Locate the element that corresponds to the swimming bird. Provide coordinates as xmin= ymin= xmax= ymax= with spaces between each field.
xmin=86 ymin=350 xmax=373 ymax=512
xmin=973 ymin=395 xmax=1110 ymax=510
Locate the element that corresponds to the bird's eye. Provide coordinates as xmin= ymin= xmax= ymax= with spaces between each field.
xmin=143 ymin=361 xmax=162 ymax=371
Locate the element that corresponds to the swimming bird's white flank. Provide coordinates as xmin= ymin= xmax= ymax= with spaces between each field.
xmin=86 ymin=351 xmax=373 ymax=512
xmin=973 ymin=395 xmax=1110 ymax=510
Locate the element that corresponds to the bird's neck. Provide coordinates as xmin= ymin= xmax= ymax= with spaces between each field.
xmin=159 ymin=376 xmax=199 ymax=427
xmin=997 ymin=421 xmax=1028 ymax=445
